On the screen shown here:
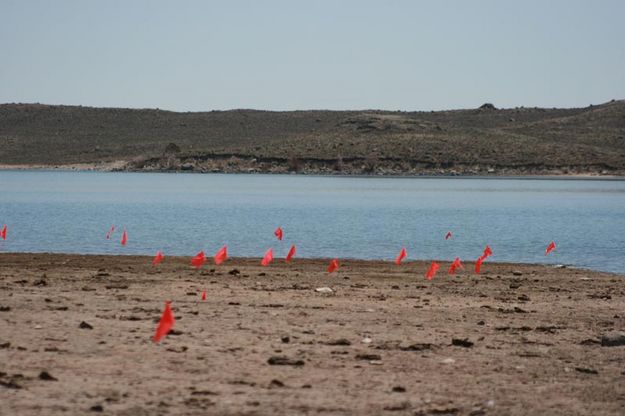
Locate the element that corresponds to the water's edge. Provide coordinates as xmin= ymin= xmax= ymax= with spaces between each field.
xmin=2 ymin=251 xmax=622 ymax=278
xmin=1 ymin=167 xmax=624 ymax=181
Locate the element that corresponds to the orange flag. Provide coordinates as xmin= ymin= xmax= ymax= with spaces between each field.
xmin=482 ymin=245 xmax=492 ymax=258
xmin=274 ymin=227 xmax=283 ymax=241
xmin=120 ymin=229 xmax=128 ymax=246
xmin=545 ymin=241 xmax=556 ymax=255
xmin=153 ymin=301 xmax=175 ymax=343
xmin=105 ymin=225 xmax=115 ymax=240
xmin=0 ymin=224 xmax=6 ymax=240
xmin=191 ymin=251 xmax=206 ymax=268
xmin=214 ymin=245 xmax=228 ymax=265
xmin=327 ymin=258 xmax=339 ymax=273
xmin=395 ymin=247 xmax=407 ymax=265
xmin=475 ymin=256 xmax=485 ymax=274
xmin=201 ymin=291 xmax=206 ymax=301
xmin=261 ymin=248 xmax=274 ymax=266
xmin=152 ymin=250 xmax=164 ymax=265
xmin=286 ymin=245 xmax=296 ymax=262
xmin=445 ymin=231 xmax=452 ymax=240
xmin=425 ymin=261 xmax=440 ymax=280
xmin=448 ymin=257 xmax=463 ymax=275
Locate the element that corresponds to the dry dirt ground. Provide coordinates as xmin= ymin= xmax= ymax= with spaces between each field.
xmin=1 ymin=253 xmax=624 ymax=415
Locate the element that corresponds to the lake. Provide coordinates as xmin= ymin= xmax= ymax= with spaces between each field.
xmin=0 ymin=170 xmax=624 ymax=274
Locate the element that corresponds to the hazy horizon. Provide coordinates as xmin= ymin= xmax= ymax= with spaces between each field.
xmin=1 ymin=99 xmax=623 ymax=113
xmin=2 ymin=0 xmax=624 ymax=112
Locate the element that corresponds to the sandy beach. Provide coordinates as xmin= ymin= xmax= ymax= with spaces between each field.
xmin=1 ymin=253 xmax=624 ymax=415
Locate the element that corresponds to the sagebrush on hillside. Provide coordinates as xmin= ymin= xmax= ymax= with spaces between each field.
xmin=1 ymin=101 xmax=624 ymax=175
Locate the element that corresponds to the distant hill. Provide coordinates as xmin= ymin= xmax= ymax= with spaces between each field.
xmin=1 ymin=101 xmax=624 ymax=175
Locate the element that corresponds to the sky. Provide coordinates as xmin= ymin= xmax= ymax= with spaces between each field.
xmin=1 ymin=0 xmax=624 ymax=111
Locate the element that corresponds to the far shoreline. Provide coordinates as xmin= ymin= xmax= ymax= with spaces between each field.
xmin=1 ymin=163 xmax=624 ymax=181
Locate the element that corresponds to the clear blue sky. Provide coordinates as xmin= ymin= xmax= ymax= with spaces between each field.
xmin=1 ymin=0 xmax=624 ymax=111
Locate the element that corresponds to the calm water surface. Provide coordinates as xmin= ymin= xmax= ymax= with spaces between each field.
xmin=1 ymin=171 xmax=624 ymax=274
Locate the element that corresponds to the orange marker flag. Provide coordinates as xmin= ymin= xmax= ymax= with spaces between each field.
xmin=105 ymin=225 xmax=115 ymax=240
xmin=448 ymin=257 xmax=463 ymax=275
xmin=327 ymin=258 xmax=339 ymax=273
xmin=0 ymin=224 xmax=7 ymax=240
xmin=475 ymin=256 xmax=485 ymax=274
xmin=152 ymin=250 xmax=164 ymax=265
xmin=274 ymin=227 xmax=283 ymax=241
xmin=425 ymin=261 xmax=440 ymax=280
xmin=286 ymin=245 xmax=296 ymax=262
xmin=214 ymin=245 xmax=228 ymax=265
xmin=201 ymin=291 xmax=206 ymax=301
xmin=261 ymin=248 xmax=274 ymax=266
xmin=395 ymin=247 xmax=407 ymax=265
xmin=545 ymin=241 xmax=556 ymax=255
xmin=153 ymin=301 xmax=175 ymax=343
xmin=482 ymin=245 xmax=492 ymax=258
xmin=445 ymin=231 xmax=452 ymax=240
xmin=191 ymin=251 xmax=206 ymax=268
xmin=120 ymin=229 xmax=128 ymax=246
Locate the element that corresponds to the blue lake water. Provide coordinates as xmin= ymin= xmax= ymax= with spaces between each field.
xmin=0 ymin=170 xmax=624 ymax=274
